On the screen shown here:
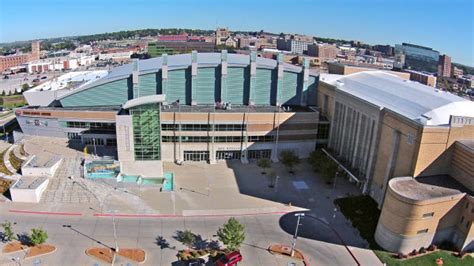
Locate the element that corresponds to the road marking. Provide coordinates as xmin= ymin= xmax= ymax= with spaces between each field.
xmin=9 ymin=209 xmax=83 ymax=216
xmin=93 ymin=211 xmax=291 ymax=218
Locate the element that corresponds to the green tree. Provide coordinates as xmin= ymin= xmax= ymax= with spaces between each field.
xmin=1 ymin=91 xmax=5 ymax=96
xmin=307 ymin=149 xmax=325 ymax=173
xmin=257 ymin=158 xmax=271 ymax=175
xmin=321 ymin=160 xmax=338 ymax=184
xmin=217 ymin=217 xmax=245 ymax=252
xmin=21 ymin=83 xmax=29 ymax=91
xmin=29 ymin=228 xmax=48 ymax=246
xmin=1 ymin=221 xmax=16 ymax=242
xmin=176 ymin=229 xmax=196 ymax=249
xmin=279 ymin=150 xmax=300 ymax=173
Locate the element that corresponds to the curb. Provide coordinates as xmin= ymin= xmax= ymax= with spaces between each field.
xmin=93 ymin=211 xmax=290 ymax=218
xmin=9 ymin=209 xmax=83 ymax=216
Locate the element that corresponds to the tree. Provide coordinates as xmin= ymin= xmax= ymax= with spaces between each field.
xmin=321 ymin=160 xmax=338 ymax=184
xmin=176 ymin=229 xmax=195 ymax=249
xmin=29 ymin=228 xmax=48 ymax=246
xmin=21 ymin=83 xmax=29 ymax=91
xmin=279 ymin=150 xmax=300 ymax=173
xmin=1 ymin=91 xmax=5 ymax=96
xmin=217 ymin=217 xmax=245 ymax=252
xmin=257 ymin=158 xmax=271 ymax=175
xmin=307 ymin=149 xmax=325 ymax=173
xmin=1 ymin=221 xmax=16 ymax=242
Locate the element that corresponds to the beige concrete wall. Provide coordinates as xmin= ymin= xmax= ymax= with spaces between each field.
xmin=371 ymin=112 xmax=421 ymax=191
xmin=375 ymin=181 xmax=465 ymax=253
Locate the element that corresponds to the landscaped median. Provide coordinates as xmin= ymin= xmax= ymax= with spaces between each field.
xmin=334 ymin=196 xmax=474 ymax=266
xmin=1 ymin=223 xmax=56 ymax=260
xmin=85 ymin=247 xmax=146 ymax=264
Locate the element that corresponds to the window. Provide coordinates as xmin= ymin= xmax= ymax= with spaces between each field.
xmin=248 ymin=135 xmax=274 ymax=142
xmin=407 ymin=133 xmax=414 ymax=145
xmin=214 ymin=136 xmax=242 ymax=143
xmin=460 ymin=216 xmax=464 ymax=224
xmin=422 ymin=212 xmax=434 ymax=218
xmin=465 ymin=202 xmax=469 ymax=209
xmin=317 ymin=123 xmax=330 ymax=140
xmin=417 ymin=229 xmax=428 ymax=234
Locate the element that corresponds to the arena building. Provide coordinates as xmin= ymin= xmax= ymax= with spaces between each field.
xmin=319 ymin=72 xmax=473 ymax=253
xmin=15 ymin=51 xmax=320 ymax=177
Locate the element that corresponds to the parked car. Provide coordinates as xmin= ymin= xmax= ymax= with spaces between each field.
xmin=215 ymin=251 xmax=242 ymax=266
xmin=41 ymin=76 xmax=47 ymax=79
xmin=185 ymin=258 xmax=205 ymax=266
xmin=32 ymin=78 xmax=40 ymax=83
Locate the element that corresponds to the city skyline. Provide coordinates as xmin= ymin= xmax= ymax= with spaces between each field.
xmin=0 ymin=0 xmax=473 ymax=66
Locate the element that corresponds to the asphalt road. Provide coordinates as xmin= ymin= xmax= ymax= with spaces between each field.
xmin=0 ymin=208 xmax=382 ymax=266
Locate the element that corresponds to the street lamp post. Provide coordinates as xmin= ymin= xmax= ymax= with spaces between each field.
xmin=290 ymin=213 xmax=305 ymax=257
xmin=108 ymin=210 xmax=119 ymax=265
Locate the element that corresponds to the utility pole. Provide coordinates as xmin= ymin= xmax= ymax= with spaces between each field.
xmin=109 ymin=210 xmax=119 ymax=265
xmin=290 ymin=213 xmax=305 ymax=257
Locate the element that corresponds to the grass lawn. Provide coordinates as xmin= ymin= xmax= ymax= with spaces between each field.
xmin=334 ymin=195 xmax=473 ymax=266
xmin=375 ymin=250 xmax=473 ymax=266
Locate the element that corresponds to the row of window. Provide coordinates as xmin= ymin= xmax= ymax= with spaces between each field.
xmin=66 ymin=121 xmax=116 ymax=131
xmin=161 ymin=135 xmax=275 ymax=143
xmin=161 ymin=124 xmax=246 ymax=131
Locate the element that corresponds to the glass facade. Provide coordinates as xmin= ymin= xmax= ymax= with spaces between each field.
xmin=161 ymin=123 xmax=246 ymax=131
xmin=65 ymin=121 xmax=115 ymax=131
xmin=131 ymin=104 xmax=161 ymax=161
xmin=395 ymin=43 xmax=440 ymax=73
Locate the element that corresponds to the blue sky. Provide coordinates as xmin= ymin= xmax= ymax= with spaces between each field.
xmin=0 ymin=0 xmax=473 ymax=66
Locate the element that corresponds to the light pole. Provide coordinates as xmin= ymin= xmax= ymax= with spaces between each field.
xmin=108 ymin=210 xmax=119 ymax=264
xmin=290 ymin=213 xmax=305 ymax=257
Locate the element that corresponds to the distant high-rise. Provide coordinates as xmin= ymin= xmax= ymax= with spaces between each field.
xmin=394 ymin=43 xmax=440 ymax=73
xmin=438 ymin=54 xmax=451 ymax=77
xmin=215 ymin=28 xmax=230 ymax=46
xmin=30 ymin=41 xmax=41 ymax=61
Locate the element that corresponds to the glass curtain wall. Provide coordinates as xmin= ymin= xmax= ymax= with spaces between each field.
xmin=131 ymin=104 xmax=161 ymax=160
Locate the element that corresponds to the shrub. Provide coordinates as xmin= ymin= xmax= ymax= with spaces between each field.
xmin=198 ymin=249 xmax=207 ymax=256
xmin=191 ymin=251 xmax=199 ymax=258
xmin=29 ymin=228 xmax=48 ymax=246
xmin=1 ymin=221 xmax=16 ymax=242
xmin=409 ymin=249 xmax=418 ymax=256
xmin=427 ymin=244 xmax=437 ymax=251
xmin=279 ymin=150 xmax=300 ymax=173
xmin=395 ymin=253 xmax=404 ymax=259
xmin=176 ymin=229 xmax=196 ymax=249
xmin=256 ymin=158 xmax=271 ymax=174
xmin=419 ymin=247 xmax=426 ymax=254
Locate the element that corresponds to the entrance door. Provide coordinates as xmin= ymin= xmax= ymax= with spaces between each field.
xmin=216 ymin=150 xmax=241 ymax=160
xmin=248 ymin=149 xmax=272 ymax=160
xmin=184 ymin=151 xmax=209 ymax=161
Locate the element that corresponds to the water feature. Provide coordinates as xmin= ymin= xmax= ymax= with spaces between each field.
xmin=84 ymin=160 xmax=120 ymax=179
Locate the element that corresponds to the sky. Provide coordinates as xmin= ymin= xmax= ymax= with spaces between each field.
xmin=0 ymin=0 xmax=473 ymax=66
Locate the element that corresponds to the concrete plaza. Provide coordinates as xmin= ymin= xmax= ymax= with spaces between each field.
xmin=0 ymin=137 xmax=382 ymax=265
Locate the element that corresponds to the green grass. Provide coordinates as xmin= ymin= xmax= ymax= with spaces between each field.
xmin=334 ymin=195 xmax=381 ymax=249
xmin=375 ymin=250 xmax=473 ymax=266
xmin=334 ymin=196 xmax=473 ymax=266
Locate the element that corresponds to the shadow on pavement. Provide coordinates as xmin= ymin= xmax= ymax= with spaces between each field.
xmin=279 ymin=211 xmax=365 ymax=248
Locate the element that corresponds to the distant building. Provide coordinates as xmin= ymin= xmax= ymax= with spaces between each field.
xmin=0 ymin=41 xmax=41 ymax=72
xmin=276 ymin=38 xmax=311 ymax=55
xmin=148 ymin=41 xmax=215 ymax=57
xmin=224 ymin=37 xmax=238 ymax=48
xmin=372 ymin=44 xmax=394 ymax=56
xmin=405 ymin=70 xmax=437 ymax=87
xmin=215 ymin=28 xmax=230 ymax=46
xmin=158 ymin=34 xmax=188 ymax=42
xmin=438 ymin=54 xmax=451 ymax=77
xmin=327 ymin=62 xmax=409 ymax=80
xmin=452 ymin=66 xmax=464 ymax=78
xmin=394 ymin=43 xmax=440 ymax=73
xmin=307 ymin=44 xmax=339 ymax=60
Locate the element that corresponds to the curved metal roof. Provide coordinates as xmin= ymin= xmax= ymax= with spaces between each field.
xmin=323 ymin=71 xmax=474 ymax=126
xmin=59 ymin=53 xmax=316 ymax=101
